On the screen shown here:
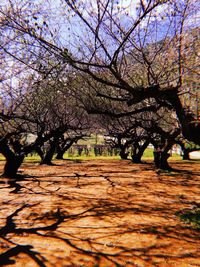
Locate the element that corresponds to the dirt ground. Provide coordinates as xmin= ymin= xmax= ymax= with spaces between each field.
xmin=0 ymin=159 xmax=200 ymax=267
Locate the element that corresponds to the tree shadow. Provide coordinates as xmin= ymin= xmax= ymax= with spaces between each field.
xmin=0 ymin=161 xmax=200 ymax=266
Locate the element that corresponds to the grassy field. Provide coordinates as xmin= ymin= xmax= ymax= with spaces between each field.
xmin=0 ymin=133 xmax=183 ymax=162
xmin=65 ymin=148 xmax=182 ymax=161
xmin=0 ymin=148 xmax=182 ymax=162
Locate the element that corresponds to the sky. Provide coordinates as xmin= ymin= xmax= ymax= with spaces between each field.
xmin=0 ymin=0 xmax=199 ymax=86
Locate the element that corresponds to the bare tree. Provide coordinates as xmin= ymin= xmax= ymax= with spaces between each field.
xmin=0 ymin=69 xmax=90 ymax=176
xmin=0 ymin=0 xmax=199 ymax=145
xmin=55 ymin=133 xmax=88 ymax=160
xmin=101 ymin=114 xmax=149 ymax=161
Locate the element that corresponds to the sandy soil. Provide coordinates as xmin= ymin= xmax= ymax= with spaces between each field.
xmin=0 ymin=159 xmax=200 ymax=267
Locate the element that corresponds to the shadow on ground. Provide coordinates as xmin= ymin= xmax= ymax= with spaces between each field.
xmin=0 ymin=159 xmax=200 ymax=266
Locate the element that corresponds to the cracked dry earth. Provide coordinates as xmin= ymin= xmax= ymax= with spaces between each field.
xmin=0 ymin=159 xmax=200 ymax=267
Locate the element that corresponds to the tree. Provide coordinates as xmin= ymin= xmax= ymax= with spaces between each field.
xmin=0 ymin=69 xmax=90 ymax=176
xmin=101 ymin=114 xmax=150 ymax=161
xmin=61 ymin=0 xmax=199 ymax=146
xmin=0 ymin=76 xmax=36 ymax=177
xmin=55 ymin=133 xmax=87 ymax=160
xmin=0 ymin=0 xmax=199 ymax=146
xmin=24 ymin=75 xmax=90 ymax=165
xmin=177 ymin=138 xmax=200 ymax=160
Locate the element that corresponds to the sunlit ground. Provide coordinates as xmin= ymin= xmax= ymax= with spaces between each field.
xmin=0 ymin=158 xmax=200 ymax=266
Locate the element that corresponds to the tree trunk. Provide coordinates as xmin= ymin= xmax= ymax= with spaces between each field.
xmin=56 ymin=139 xmax=75 ymax=160
xmin=56 ymin=150 xmax=65 ymax=160
xmin=119 ymin=146 xmax=129 ymax=160
xmin=3 ymin=155 xmax=24 ymax=178
xmin=153 ymin=151 xmax=171 ymax=170
xmin=56 ymin=146 xmax=72 ymax=159
xmin=35 ymin=147 xmax=44 ymax=161
xmin=182 ymin=149 xmax=190 ymax=160
xmin=0 ymin=142 xmax=24 ymax=178
xmin=131 ymin=140 xmax=149 ymax=163
xmin=131 ymin=154 xmax=142 ymax=163
xmin=177 ymin=141 xmax=191 ymax=160
xmin=167 ymin=92 xmax=200 ymax=145
xmin=40 ymin=142 xmax=56 ymax=165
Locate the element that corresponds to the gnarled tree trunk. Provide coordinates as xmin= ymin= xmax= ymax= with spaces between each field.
xmin=3 ymin=155 xmax=24 ymax=178
xmin=182 ymin=148 xmax=190 ymax=160
xmin=153 ymin=151 xmax=171 ymax=170
xmin=167 ymin=91 xmax=200 ymax=145
xmin=131 ymin=140 xmax=149 ymax=163
xmin=152 ymin=137 xmax=174 ymax=170
xmin=119 ymin=147 xmax=129 ymax=160
xmin=56 ymin=150 xmax=65 ymax=160
xmin=40 ymin=141 xmax=56 ymax=165
xmin=56 ymin=138 xmax=75 ymax=160
xmin=0 ymin=142 xmax=24 ymax=178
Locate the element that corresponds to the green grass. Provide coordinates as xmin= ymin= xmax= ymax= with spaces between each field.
xmin=142 ymin=148 xmax=182 ymax=161
xmin=0 ymin=154 xmax=41 ymax=163
xmin=0 ymin=154 xmax=5 ymax=161
xmin=64 ymin=155 xmax=120 ymax=160
xmin=0 ymin=148 xmax=182 ymax=163
xmin=24 ymin=154 xmax=42 ymax=162
xmin=63 ymin=148 xmax=182 ymax=161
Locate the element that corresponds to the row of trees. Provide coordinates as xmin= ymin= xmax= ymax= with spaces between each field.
xmin=0 ymin=72 xmax=91 ymax=177
xmin=0 ymin=0 xmax=199 ymax=177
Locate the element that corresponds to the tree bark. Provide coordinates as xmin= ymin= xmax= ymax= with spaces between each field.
xmin=131 ymin=154 xmax=142 ymax=163
xmin=119 ymin=148 xmax=129 ymax=160
xmin=166 ymin=91 xmax=200 ymax=145
xmin=3 ymin=155 xmax=24 ymax=178
xmin=182 ymin=148 xmax=190 ymax=160
xmin=40 ymin=141 xmax=56 ymax=165
xmin=56 ymin=150 xmax=65 ymax=160
xmin=0 ymin=142 xmax=24 ymax=178
xmin=40 ymin=147 xmax=55 ymax=165
xmin=131 ymin=140 xmax=149 ymax=163
xmin=35 ymin=147 xmax=44 ymax=161
xmin=153 ymin=151 xmax=171 ymax=170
